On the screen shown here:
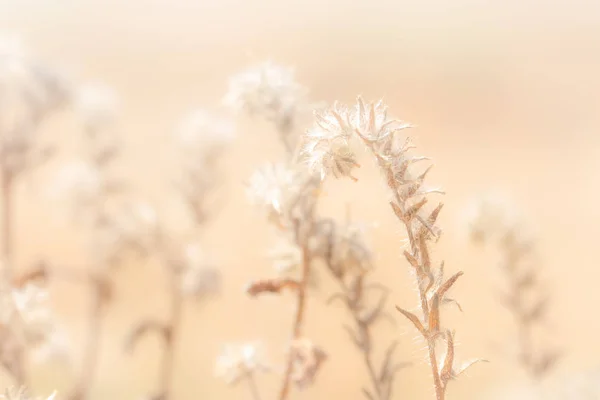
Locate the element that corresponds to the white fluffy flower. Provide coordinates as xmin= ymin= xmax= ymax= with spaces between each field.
xmin=224 ymin=62 xmax=303 ymax=117
xmin=178 ymin=243 xmax=220 ymax=299
xmin=246 ymin=162 xmax=313 ymax=226
xmin=52 ymin=161 xmax=102 ymax=211
xmin=76 ymin=83 xmax=119 ymax=131
xmin=303 ymin=103 xmax=359 ymax=181
xmin=215 ymin=342 xmax=270 ymax=384
xmin=176 ymin=110 xmax=234 ymax=160
xmin=0 ymin=35 xmax=69 ymax=173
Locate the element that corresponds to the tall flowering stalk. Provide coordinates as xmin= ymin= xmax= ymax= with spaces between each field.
xmin=302 ymin=97 xmax=483 ymax=400
xmin=225 ymin=62 xmax=328 ymax=400
xmin=0 ymin=36 xmax=69 ymax=385
xmin=126 ymin=110 xmax=232 ymax=400
xmin=466 ymin=195 xmax=559 ymax=380
xmin=48 ymin=83 xmax=155 ymax=400
xmin=0 ymin=36 xmax=69 ymax=281
xmin=319 ymin=215 xmax=408 ymax=400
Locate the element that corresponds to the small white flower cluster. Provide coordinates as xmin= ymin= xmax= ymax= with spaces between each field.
xmin=52 ymin=84 xmax=159 ymax=268
xmin=76 ymin=83 xmax=120 ymax=134
xmin=176 ymin=110 xmax=235 ymax=164
xmin=224 ymin=62 xmax=307 ymax=129
xmin=215 ymin=342 xmax=270 ymax=385
xmin=177 ymin=242 xmax=220 ymax=299
xmin=88 ymin=200 xmax=159 ymax=267
xmin=246 ymin=162 xmax=318 ymax=229
xmin=175 ymin=110 xmax=235 ymax=223
xmin=52 ymin=161 xmax=103 ymax=218
xmin=303 ymin=97 xmax=412 ymax=182
xmin=464 ymin=193 xmax=525 ymax=245
xmin=0 ymin=35 xmax=70 ymax=174
xmin=0 ymin=275 xmax=68 ymax=371
xmin=225 ymin=62 xmax=313 ymax=153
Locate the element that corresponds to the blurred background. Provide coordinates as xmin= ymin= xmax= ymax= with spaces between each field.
xmin=1 ymin=0 xmax=599 ymax=399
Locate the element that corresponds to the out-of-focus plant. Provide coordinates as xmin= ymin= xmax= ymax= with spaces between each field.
xmin=465 ymin=194 xmax=559 ymax=380
xmin=0 ymin=35 xmax=69 ymax=386
xmin=40 ymin=83 xmax=157 ymax=400
xmin=125 ymin=110 xmax=233 ymax=400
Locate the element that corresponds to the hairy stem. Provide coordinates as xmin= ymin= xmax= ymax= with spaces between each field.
xmin=278 ymin=239 xmax=311 ymax=400
xmin=158 ymin=270 xmax=184 ymax=400
xmin=403 ymin=220 xmax=444 ymax=400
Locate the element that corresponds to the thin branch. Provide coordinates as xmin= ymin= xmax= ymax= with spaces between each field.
xmin=278 ymin=232 xmax=311 ymax=400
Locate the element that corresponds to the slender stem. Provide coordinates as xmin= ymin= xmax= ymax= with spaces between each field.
xmin=158 ymin=270 xmax=184 ymax=400
xmin=72 ymin=280 xmax=105 ymax=400
xmin=247 ymin=372 xmax=262 ymax=400
xmin=1 ymin=168 xmax=13 ymax=278
xmin=278 ymin=239 xmax=311 ymax=400
xmin=363 ymin=345 xmax=383 ymax=399
xmin=405 ymin=220 xmax=444 ymax=400
xmin=1 ymin=167 xmax=28 ymax=386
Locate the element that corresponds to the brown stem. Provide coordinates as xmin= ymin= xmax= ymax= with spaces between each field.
xmin=158 ymin=271 xmax=184 ymax=400
xmin=278 ymin=239 xmax=311 ymax=400
xmin=363 ymin=344 xmax=383 ymax=399
xmin=404 ymin=220 xmax=444 ymax=400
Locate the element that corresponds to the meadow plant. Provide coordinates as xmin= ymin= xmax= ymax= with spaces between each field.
xmin=224 ymin=62 xmax=404 ymax=400
xmin=0 ymin=36 xmax=69 ymax=386
xmin=301 ymin=97 xmax=484 ymax=400
xmin=44 ymin=83 xmax=157 ymax=400
xmin=465 ymin=194 xmax=559 ymax=380
xmin=126 ymin=109 xmax=233 ymax=400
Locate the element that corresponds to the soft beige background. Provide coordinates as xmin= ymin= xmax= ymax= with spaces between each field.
xmin=1 ymin=0 xmax=600 ymax=399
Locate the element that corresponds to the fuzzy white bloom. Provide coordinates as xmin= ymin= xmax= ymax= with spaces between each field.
xmin=115 ymin=200 xmax=159 ymax=251
xmin=52 ymin=161 xmax=102 ymax=212
xmin=303 ymin=97 xmax=412 ymax=181
xmin=0 ymin=387 xmax=57 ymax=400
xmin=85 ymin=201 xmax=158 ymax=267
xmin=179 ymin=243 xmax=220 ymax=299
xmin=463 ymin=192 xmax=524 ymax=245
xmin=0 ymin=35 xmax=69 ymax=173
xmin=303 ymin=103 xmax=359 ymax=180
xmin=224 ymin=62 xmax=305 ymax=121
xmin=215 ymin=342 xmax=270 ymax=385
xmin=0 ymin=277 xmax=61 ymax=372
xmin=246 ymin=162 xmax=315 ymax=227
xmin=176 ymin=110 xmax=235 ymax=161
xmin=76 ymin=83 xmax=119 ymax=131
xmin=10 ymin=283 xmax=54 ymax=344
xmin=175 ymin=110 xmax=235 ymax=222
